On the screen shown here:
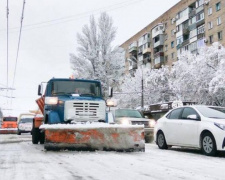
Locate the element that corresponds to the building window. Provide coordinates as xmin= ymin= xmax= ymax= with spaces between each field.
xmin=208 ymin=7 xmax=212 ymax=15
xmin=217 ymin=17 xmax=221 ymax=25
xmin=171 ymin=52 xmax=175 ymax=59
xmin=165 ymin=55 xmax=168 ymax=62
xmin=171 ymin=29 xmax=175 ymax=36
xmin=209 ymin=35 xmax=213 ymax=44
xmin=216 ymin=2 xmax=221 ymax=11
xmin=218 ymin=31 xmax=222 ymax=40
xmin=196 ymin=11 xmax=204 ymax=22
xmin=165 ymin=34 xmax=168 ymax=41
xmin=196 ymin=0 xmax=204 ymax=8
xmin=184 ymin=45 xmax=188 ymax=51
xmin=176 ymin=36 xmax=183 ymax=45
xmin=171 ymin=41 xmax=174 ymax=48
xmin=190 ymin=29 xmax=197 ymax=38
xmin=208 ymin=21 xmax=213 ymax=29
xmin=197 ymin=24 xmax=205 ymax=34
xmin=165 ymin=45 xmax=168 ymax=51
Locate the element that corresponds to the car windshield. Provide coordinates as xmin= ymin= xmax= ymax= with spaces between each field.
xmin=3 ymin=117 xmax=17 ymax=121
xmin=20 ymin=118 xmax=33 ymax=123
xmin=52 ymin=80 xmax=102 ymax=97
xmin=115 ymin=109 xmax=143 ymax=118
xmin=195 ymin=106 xmax=225 ymax=119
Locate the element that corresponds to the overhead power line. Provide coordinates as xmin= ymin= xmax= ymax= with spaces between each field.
xmin=6 ymin=0 xmax=9 ymax=89
xmin=12 ymin=0 xmax=26 ymax=89
xmin=0 ymin=0 xmax=144 ymax=33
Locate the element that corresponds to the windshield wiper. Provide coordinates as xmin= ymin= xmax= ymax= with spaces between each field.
xmin=52 ymin=92 xmax=71 ymax=96
xmin=79 ymin=93 xmax=96 ymax=97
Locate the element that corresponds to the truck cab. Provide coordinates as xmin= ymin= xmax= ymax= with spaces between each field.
xmin=38 ymin=78 xmax=107 ymax=124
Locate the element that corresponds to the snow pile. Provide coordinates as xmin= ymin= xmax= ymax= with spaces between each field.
xmin=40 ymin=123 xmax=144 ymax=130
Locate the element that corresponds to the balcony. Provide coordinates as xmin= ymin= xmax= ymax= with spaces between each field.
xmin=129 ymin=42 xmax=138 ymax=53
xmin=183 ymin=25 xmax=189 ymax=35
xmin=142 ymin=37 xmax=150 ymax=44
xmin=189 ymin=23 xmax=196 ymax=31
xmin=196 ymin=5 xmax=204 ymax=14
xmin=197 ymin=33 xmax=205 ymax=39
xmin=154 ymin=51 xmax=164 ymax=58
xmin=152 ymin=24 xmax=164 ymax=38
xmin=176 ymin=43 xmax=181 ymax=50
xmin=132 ymin=63 xmax=137 ymax=69
xmin=154 ymin=56 xmax=164 ymax=69
xmin=129 ymin=46 xmax=137 ymax=53
xmin=196 ymin=18 xmax=205 ymax=27
xmin=189 ymin=9 xmax=196 ymax=18
xmin=143 ymin=57 xmax=151 ymax=64
xmin=138 ymin=49 xmax=143 ymax=55
xmin=143 ymin=48 xmax=151 ymax=54
xmin=182 ymin=39 xmax=189 ymax=46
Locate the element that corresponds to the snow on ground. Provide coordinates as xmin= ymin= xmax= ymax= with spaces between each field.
xmin=0 ymin=134 xmax=225 ymax=180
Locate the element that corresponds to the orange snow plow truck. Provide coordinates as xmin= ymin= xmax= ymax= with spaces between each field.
xmin=32 ymin=78 xmax=145 ymax=151
xmin=0 ymin=116 xmax=18 ymax=134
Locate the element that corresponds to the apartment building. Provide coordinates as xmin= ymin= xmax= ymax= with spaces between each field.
xmin=120 ymin=0 xmax=225 ymax=75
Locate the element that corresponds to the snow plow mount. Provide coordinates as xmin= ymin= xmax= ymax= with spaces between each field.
xmin=40 ymin=124 xmax=145 ymax=152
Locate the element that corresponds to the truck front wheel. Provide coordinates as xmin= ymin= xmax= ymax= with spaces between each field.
xmin=32 ymin=127 xmax=40 ymax=144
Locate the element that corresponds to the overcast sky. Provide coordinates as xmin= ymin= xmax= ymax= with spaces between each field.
xmin=0 ymin=0 xmax=180 ymax=116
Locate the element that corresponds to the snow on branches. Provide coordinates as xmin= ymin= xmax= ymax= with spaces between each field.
xmin=70 ymin=12 xmax=124 ymax=96
xmin=118 ymin=43 xmax=225 ymax=108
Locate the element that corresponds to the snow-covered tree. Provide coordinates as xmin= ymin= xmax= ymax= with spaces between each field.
xmin=117 ymin=43 xmax=225 ymax=108
xmin=70 ymin=12 xmax=124 ymax=95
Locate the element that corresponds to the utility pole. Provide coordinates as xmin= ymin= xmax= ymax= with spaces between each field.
xmin=141 ymin=65 xmax=144 ymax=109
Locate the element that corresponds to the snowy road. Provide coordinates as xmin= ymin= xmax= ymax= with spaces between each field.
xmin=0 ymin=134 xmax=225 ymax=180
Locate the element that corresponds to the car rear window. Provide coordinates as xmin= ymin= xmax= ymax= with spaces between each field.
xmin=115 ymin=109 xmax=143 ymax=118
xmin=20 ymin=118 xmax=33 ymax=123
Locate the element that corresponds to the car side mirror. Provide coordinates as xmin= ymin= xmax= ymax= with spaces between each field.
xmin=187 ymin=114 xmax=200 ymax=120
xmin=38 ymin=84 xmax=42 ymax=96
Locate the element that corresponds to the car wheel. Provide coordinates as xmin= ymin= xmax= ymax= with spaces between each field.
xmin=32 ymin=127 xmax=40 ymax=144
xmin=202 ymin=132 xmax=217 ymax=156
xmin=17 ymin=130 xmax=21 ymax=135
xmin=157 ymin=131 xmax=168 ymax=149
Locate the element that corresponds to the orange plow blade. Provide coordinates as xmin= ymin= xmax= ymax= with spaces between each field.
xmin=40 ymin=124 xmax=145 ymax=152
xmin=0 ymin=128 xmax=18 ymax=134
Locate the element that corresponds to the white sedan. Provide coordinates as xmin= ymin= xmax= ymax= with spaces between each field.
xmin=154 ymin=105 xmax=225 ymax=156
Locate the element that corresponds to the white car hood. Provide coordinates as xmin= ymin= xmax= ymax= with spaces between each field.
xmin=204 ymin=117 xmax=225 ymax=124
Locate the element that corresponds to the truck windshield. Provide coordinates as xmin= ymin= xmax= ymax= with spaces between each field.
xmin=115 ymin=109 xmax=143 ymax=118
xmin=3 ymin=117 xmax=17 ymax=121
xmin=52 ymin=81 xmax=102 ymax=97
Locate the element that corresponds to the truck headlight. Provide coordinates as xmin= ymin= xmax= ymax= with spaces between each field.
xmin=120 ymin=118 xmax=131 ymax=125
xmin=45 ymin=97 xmax=58 ymax=105
xmin=149 ymin=119 xmax=156 ymax=128
xmin=214 ymin=122 xmax=225 ymax=130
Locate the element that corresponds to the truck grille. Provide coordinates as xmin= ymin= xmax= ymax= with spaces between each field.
xmin=73 ymin=102 xmax=100 ymax=119
xmin=131 ymin=121 xmax=149 ymax=128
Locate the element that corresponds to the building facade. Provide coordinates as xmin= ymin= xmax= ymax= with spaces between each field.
xmin=120 ymin=0 xmax=225 ymax=75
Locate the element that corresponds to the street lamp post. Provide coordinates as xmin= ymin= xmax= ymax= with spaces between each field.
xmin=141 ymin=77 xmax=144 ymax=109
xmin=141 ymin=64 xmax=144 ymax=110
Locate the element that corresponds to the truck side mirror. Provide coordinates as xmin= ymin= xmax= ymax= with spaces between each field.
xmin=109 ymin=87 xmax=113 ymax=97
xmin=38 ymin=84 xmax=42 ymax=96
